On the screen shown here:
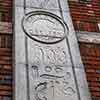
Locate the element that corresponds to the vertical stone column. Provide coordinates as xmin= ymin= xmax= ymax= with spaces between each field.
xmin=14 ymin=0 xmax=91 ymax=100
xmin=14 ymin=0 xmax=28 ymax=100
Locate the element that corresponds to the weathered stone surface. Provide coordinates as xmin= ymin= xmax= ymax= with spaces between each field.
xmin=14 ymin=0 xmax=91 ymax=100
xmin=14 ymin=7 xmax=26 ymax=64
xmin=15 ymin=63 xmax=27 ymax=100
xmin=77 ymin=31 xmax=100 ymax=44
xmin=26 ymin=0 xmax=59 ymax=10
xmin=74 ymin=68 xmax=91 ymax=100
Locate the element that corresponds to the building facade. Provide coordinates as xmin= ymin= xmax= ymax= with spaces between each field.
xmin=0 ymin=0 xmax=100 ymax=100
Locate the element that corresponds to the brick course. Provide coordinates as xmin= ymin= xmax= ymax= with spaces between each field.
xmin=79 ymin=43 xmax=100 ymax=99
xmin=0 ymin=0 xmax=12 ymax=100
xmin=68 ymin=0 xmax=100 ymax=32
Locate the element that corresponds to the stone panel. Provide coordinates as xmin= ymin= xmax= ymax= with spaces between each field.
xmin=15 ymin=63 xmax=27 ymax=100
xmin=14 ymin=0 xmax=91 ymax=100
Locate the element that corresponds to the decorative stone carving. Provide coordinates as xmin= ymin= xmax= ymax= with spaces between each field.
xmin=32 ymin=44 xmax=68 ymax=66
xmin=15 ymin=0 xmax=91 ymax=100
xmin=31 ymin=64 xmax=75 ymax=100
xmin=30 ymin=43 xmax=76 ymax=100
xmin=22 ymin=11 xmax=68 ymax=44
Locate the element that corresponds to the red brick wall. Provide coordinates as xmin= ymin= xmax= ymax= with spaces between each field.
xmin=79 ymin=43 xmax=100 ymax=100
xmin=0 ymin=0 xmax=12 ymax=22
xmin=68 ymin=0 xmax=100 ymax=32
xmin=0 ymin=0 xmax=12 ymax=100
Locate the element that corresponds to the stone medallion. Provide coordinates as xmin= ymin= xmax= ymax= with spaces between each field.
xmin=22 ymin=11 xmax=68 ymax=44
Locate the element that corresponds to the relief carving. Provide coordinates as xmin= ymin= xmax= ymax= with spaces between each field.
xmin=32 ymin=71 xmax=75 ymax=100
xmin=22 ymin=11 xmax=68 ymax=44
xmin=31 ymin=52 xmax=75 ymax=99
xmin=32 ymin=44 xmax=67 ymax=66
xmin=63 ymin=87 xmax=76 ymax=96
xmin=31 ymin=45 xmax=76 ymax=99
xmin=22 ymin=11 xmax=76 ymax=99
